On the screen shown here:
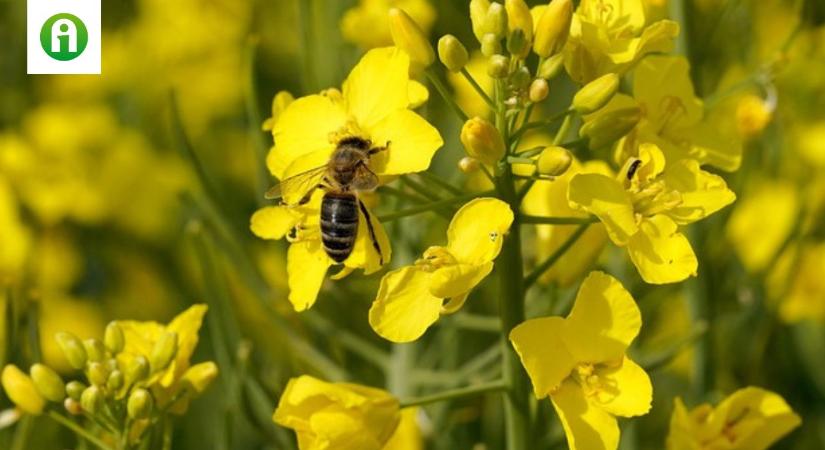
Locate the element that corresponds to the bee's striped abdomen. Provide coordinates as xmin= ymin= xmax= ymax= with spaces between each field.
xmin=320 ymin=192 xmax=359 ymax=263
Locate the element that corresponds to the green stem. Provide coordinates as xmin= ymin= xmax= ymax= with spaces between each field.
xmin=640 ymin=321 xmax=709 ymax=371
xmin=425 ymin=69 xmax=469 ymax=122
xmin=243 ymin=38 xmax=270 ymax=207
xmin=520 ymin=215 xmax=598 ymax=225
xmin=47 ymin=411 xmax=116 ymax=450
xmin=378 ymin=185 xmax=429 ymax=204
xmin=523 ymin=223 xmax=590 ymax=288
xmin=398 ymin=380 xmax=507 ymax=408
xmin=451 ymin=313 xmax=501 ymax=333
xmin=460 ymin=67 xmax=496 ymax=111
xmin=510 ymin=108 xmax=573 ymax=147
xmin=418 ymin=171 xmax=464 ymax=196
xmin=401 ymin=175 xmax=443 ymax=201
xmin=378 ymin=190 xmax=494 ymax=222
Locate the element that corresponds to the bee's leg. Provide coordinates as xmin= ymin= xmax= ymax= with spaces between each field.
xmin=358 ymin=199 xmax=384 ymax=265
xmin=298 ymin=178 xmax=331 ymax=205
xmin=368 ymin=141 xmax=390 ymax=155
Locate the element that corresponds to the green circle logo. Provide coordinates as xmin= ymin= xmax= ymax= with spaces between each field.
xmin=40 ymin=13 xmax=88 ymax=61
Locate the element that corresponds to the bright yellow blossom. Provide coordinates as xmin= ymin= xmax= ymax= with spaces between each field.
xmin=369 ymin=198 xmax=513 ymax=342
xmin=383 ymin=408 xmax=423 ymax=450
xmin=666 ymin=387 xmax=801 ymax=450
xmin=273 ymin=375 xmax=401 ymax=450
xmin=568 ymin=143 xmax=735 ymax=284
xmin=341 ymin=0 xmax=436 ymax=50
xmin=1 ymin=365 xmax=46 ymax=415
xmin=562 ymin=0 xmax=679 ymax=84
xmin=779 ymin=244 xmax=825 ymax=322
xmin=510 ymin=271 xmax=652 ymax=450
xmin=254 ymin=47 xmax=442 ymax=311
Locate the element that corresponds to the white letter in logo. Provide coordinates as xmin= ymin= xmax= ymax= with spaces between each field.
xmin=51 ymin=18 xmax=77 ymax=53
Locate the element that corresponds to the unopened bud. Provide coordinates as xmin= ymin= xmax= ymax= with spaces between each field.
xmin=30 ymin=364 xmax=65 ymax=402
xmin=461 ymin=117 xmax=506 ymax=165
xmin=736 ymin=94 xmax=772 ymax=137
xmin=580 ymin=106 xmax=641 ymax=149
xmin=66 ymin=381 xmax=87 ymax=401
xmin=80 ymin=386 xmax=103 ymax=414
xmin=487 ymin=55 xmax=510 ymax=78
xmin=438 ymin=35 xmax=469 ymax=72
xmin=64 ymin=398 xmax=83 ymax=415
xmin=511 ymin=66 xmax=531 ymax=89
xmin=126 ymin=356 xmax=150 ymax=384
xmin=83 ymin=339 xmax=106 ymax=363
xmin=529 ymin=78 xmax=550 ymax=103
xmin=150 ymin=332 xmax=178 ymax=373
xmin=459 ymin=156 xmax=481 ymax=173
xmin=506 ymin=29 xmax=529 ymax=58
xmin=1 ymin=365 xmax=45 ymax=414
xmin=470 ymin=0 xmax=492 ymax=41
xmin=480 ymin=33 xmax=502 ymax=57
xmin=127 ymin=389 xmax=153 ymax=419
xmin=573 ymin=73 xmax=620 ymax=113
xmin=533 ymin=0 xmax=573 ymax=57
xmin=107 ymin=370 xmax=124 ymax=391
xmin=505 ymin=0 xmax=533 ymax=44
xmin=104 ymin=322 xmax=125 ymax=354
xmin=484 ymin=3 xmax=508 ymax=39
xmin=537 ymin=146 xmax=573 ymax=176
xmin=389 ymin=8 xmax=434 ymax=67
xmin=181 ymin=362 xmax=219 ymax=394
xmin=55 ymin=332 xmax=87 ymax=370
xmin=87 ymin=362 xmax=109 ymax=386
xmin=538 ymin=53 xmax=564 ymax=79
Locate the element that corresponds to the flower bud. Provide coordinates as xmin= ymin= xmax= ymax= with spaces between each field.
xmin=505 ymin=0 xmax=533 ymax=43
xmin=506 ymin=29 xmax=529 ymax=58
xmin=537 ymin=146 xmax=573 ymax=176
xmin=511 ymin=66 xmax=531 ymax=89
xmin=55 ymin=332 xmax=87 ymax=370
xmin=470 ymin=0 xmax=492 ymax=41
xmin=181 ymin=362 xmax=219 ymax=394
xmin=66 ymin=380 xmax=87 ymax=401
xmin=127 ymin=388 xmax=153 ymax=419
xmin=1 ymin=365 xmax=45 ymax=414
xmin=533 ymin=0 xmax=573 ymax=58
xmin=480 ymin=33 xmax=502 ymax=57
xmin=389 ymin=8 xmax=434 ymax=67
xmin=484 ymin=3 xmax=508 ymax=39
xmin=87 ymin=362 xmax=109 ymax=386
xmin=573 ymin=73 xmax=620 ymax=114
xmin=529 ymin=78 xmax=550 ymax=103
xmin=104 ymin=322 xmax=125 ymax=354
xmin=461 ymin=117 xmax=506 ymax=165
xmin=107 ymin=370 xmax=124 ymax=391
xmin=438 ymin=35 xmax=469 ymax=72
xmin=487 ymin=55 xmax=510 ymax=78
xmin=736 ymin=94 xmax=772 ymax=138
xmin=150 ymin=332 xmax=178 ymax=373
xmin=537 ymin=53 xmax=564 ymax=79
xmin=126 ymin=356 xmax=150 ymax=384
xmin=30 ymin=364 xmax=65 ymax=402
xmin=64 ymin=398 xmax=83 ymax=415
xmin=262 ymin=91 xmax=295 ymax=131
xmin=80 ymin=386 xmax=103 ymax=414
xmin=580 ymin=106 xmax=641 ymax=149
xmin=458 ymin=156 xmax=481 ymax=173
xmin=83 ymin=339 xmax=106 ymax=363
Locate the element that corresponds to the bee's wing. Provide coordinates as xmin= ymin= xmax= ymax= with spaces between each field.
xmin=351 ymin=163 xmax=379 ymax=191
xmin=265 ymin=165 xmax=328 ymax=202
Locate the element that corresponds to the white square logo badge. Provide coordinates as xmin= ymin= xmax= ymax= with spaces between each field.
xmin=27 ymin=0 xmax=101 ymax=74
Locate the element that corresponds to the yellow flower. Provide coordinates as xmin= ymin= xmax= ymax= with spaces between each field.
xmin=610 ymin=55 xmax=742 ymax=172
xmin=779 ymin=243 xmax=825 ymax=323
xmin=447 ymin=53 xmax=492 ymax=119
xmin=1 ymin=365 xmax=46 ymax=415
xmin=510 ymin=271 xmax=652 ymax=450
xmin=273 ymin=375 xmax=401 ymax=450
xmin=568 ymin=143 xmax=735 ymax=284
xmin=262 ymin=91 xmax=295 ymax=132
xmin=666 ymin=387 xmax=801 ymax=450
xmin=563 ymin=0 xmax=679 ymax=84
xmin=255 ymin=47 xmax=442 ymax=311
xmin=369 ymin=198 xmax=513 ymax=342
xmin=341 ymin=0 xmax=436 ymax=50
xmin=383 ymin=408 xmax=423 ymax=450
xmin=735 ymin=94 xmax=773 ymax=138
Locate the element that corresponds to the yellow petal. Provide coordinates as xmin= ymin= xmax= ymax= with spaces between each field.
xmin=369 ymin=267 xmax=443 ymax=343
xmin=343 ymin=203 xmax=392 ymax=274
xmin=661 ymin=159 xmax=736 ymax=225
xmin=429 ymin=262 xmax=493 ymax=300
xmin=162 ymin=304 xmax=208 ymax=387
xmin=344 ymin=47 xmax=411 ymax=129
xmin=383 ymin=407 xmax=424 ymax=450
xmin=551 ymin=379 xmax=620 ymax=450
xmin=509 ymin=317 xmax=577 ymax=398
xmin=408 ymin=81 xmax=429 ymax=109
xmin=633 ymin=55 xmax=702 ymax=130
xmin=446 ymin=198 xmax=514 ymax=264
xmin=714 ymin=387 xmax=801 ymax=450
xmin=287 ymin=240 xmax=331 ymax=311
xmin=368 ymin=109 xmax=443 ymax=175
xmin=594 ymin=357 xmax=652 ymax=418
xmin=250 ymin=206 xmax=302 ymax=240
xmin=268 ymin=95 xmax=346 ymax=178
xmin=563 ymin=271 xmax=641 ymax=363
xmin=627 ymin=215 xmax=697 ymax=284
xmin=568 ymin=173 xmax=637 ymax=245
xmin=440 ymin=291 xmax=470 ymax=315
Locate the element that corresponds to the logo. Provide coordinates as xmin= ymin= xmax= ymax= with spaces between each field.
xmin=40 ymin=13 xmax=88 ymax=61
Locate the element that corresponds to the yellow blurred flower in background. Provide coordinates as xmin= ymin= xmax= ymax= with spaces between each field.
xmin=666 ymin=387 xmax=801 ymax=450
xmin=779 ymin=244 xmax=825 ymax=323
xmin=342 ymin=0 xmax=436 ymax=50
xmin=0 ymin=176 xmax=30 ymax=282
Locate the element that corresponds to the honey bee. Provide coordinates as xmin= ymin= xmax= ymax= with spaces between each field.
xmin=265 ymin=136 xmax=386 ymax=264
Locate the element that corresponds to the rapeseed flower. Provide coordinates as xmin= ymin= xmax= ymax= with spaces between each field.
xmin=568 ymin=143 xmax=735 ymax=284
xmin=273 ymin=375 xmax=401 ymax=450
xmin=666 ymin=387 xmax=801 ymax=450
xmin=342 ymin=0 xmax=436 ymax=50
xmin=253 ymin=47 xmax=443 ymax=311
xmin=779 ymin=243 xmax=825 ymax=323
xmin=1 ymin=365 xmax=46 ymax=415
xmin=369 ymin=198 xmax=513 ymax=342
xmin=510 ymin=271 xmax=652 ymax=450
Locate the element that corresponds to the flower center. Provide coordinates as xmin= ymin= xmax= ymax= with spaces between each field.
xmin=417 ymin=246 xmax=457 ymax=272
xmin=570 ymin=362 xmax=622 ymax=405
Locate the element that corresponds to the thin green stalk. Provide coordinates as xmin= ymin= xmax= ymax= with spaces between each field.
xmin=303 ymin=312 xmax=391 ymax=370
xmin=524 ymin=224 xmax=590 ymax=288
xmin=521 ymin=215 xmax=598 ymax=225
xmin=510 ymin=108 xmax=573 ymax=147
xmin=401 ymin=175 xmax=443 ymax=201
xmin=47 ymin=411 xmax=116 ymax=450
xmin=418 ymin=171 xmax=464 ymax=196
xmin=399 ymin=380 xmax=507 ymax=408
xmin=479 ymin=163 xmax=496 ymax=185
xmin=425 ymin=70 xmax=469 ymax=122
xmin=460 ymin=67 xmax=496 ymax=110
xmin=10 ymin=415 xmax=32 ymax=450
xmin=451 ymin=313 xmax=501 ymax=333
xmin=378 ymin=190 xmax=494 ymax=222
xmin=640 ymin=321 xmax=709 ymax=371
xmin=553 ymin=114 xmax=574 ymax=145
xmin=378 ymin=185 xmax=429 ymax=204
xmin=243 ymin=38 xmax=271 ymax=207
